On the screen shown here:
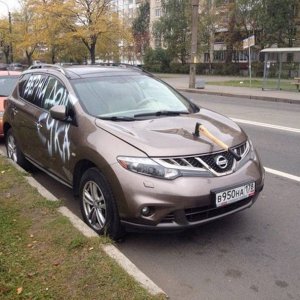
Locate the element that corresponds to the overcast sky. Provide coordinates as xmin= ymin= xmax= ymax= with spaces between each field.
xmin=0 ymin=0 xmax=20 ymax=17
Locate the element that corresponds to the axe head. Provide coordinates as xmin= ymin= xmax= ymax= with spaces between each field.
xmin=193 ymin=122 xmax=201 ymax=137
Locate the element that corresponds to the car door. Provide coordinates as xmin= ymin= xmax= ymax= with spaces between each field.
xmin=11 ymin=73 xmax=48 ymax=164
xmin=37 ymin=75 xmax=75 ymax=181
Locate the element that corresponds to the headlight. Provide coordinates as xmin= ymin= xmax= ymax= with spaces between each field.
xmin=236 ymin=140 xmax=256 ymax=169
xmin=117 ymin=156 xmax=180 ymax=180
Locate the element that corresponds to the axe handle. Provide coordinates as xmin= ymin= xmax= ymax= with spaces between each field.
xmin=199 ymin=125 xmax=229 ymax=151
xmin=199 ymin=125 xmax=241 ymax=161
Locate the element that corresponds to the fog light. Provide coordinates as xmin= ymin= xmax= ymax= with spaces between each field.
xmin=141 ymin=206 xmax=151 ymax=216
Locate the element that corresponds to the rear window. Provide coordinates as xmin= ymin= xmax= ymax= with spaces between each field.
xmin=0 ymin=76 xmax=19 ymax=97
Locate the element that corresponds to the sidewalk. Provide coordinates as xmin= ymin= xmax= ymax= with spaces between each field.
xmin=158 ymin=74 xmax=300 ymax=104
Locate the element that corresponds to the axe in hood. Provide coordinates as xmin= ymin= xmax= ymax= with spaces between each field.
xmin=193 ymin=122 xmax=241 ymax=161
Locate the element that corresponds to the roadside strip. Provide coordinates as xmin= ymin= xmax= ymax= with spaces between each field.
xmin=0 ymin=149 xmax=166 ymax=297
xmin=177 ymin=88 xmax=300 ymax=105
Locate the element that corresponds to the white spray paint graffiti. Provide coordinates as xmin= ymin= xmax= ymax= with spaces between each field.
xmin=38 ymin=112 xmax=71 ymax=163
xmin=23 ymin=74 xmax=48 ymax=104
xmin=32 ymin=76 xmax=74 ymax=163
xmin=43 ymin=78 xmax=69 ymax=109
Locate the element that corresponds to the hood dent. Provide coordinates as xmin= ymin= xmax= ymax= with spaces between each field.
xmin=95 ymin=112 xmax=247 ymax=157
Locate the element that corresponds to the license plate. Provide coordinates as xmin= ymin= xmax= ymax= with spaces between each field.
xmin=214 ymin=182 xmax=255 ymax=207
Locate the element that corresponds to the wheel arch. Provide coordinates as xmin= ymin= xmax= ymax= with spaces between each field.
xmin=3 ymin=122 xmax=11 ymax=139
xmin=73 ymin=159 xmax=97 ymax=196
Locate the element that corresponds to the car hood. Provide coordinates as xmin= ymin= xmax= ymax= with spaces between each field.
xmin=95 ymin=109 xmax=247 ymax=157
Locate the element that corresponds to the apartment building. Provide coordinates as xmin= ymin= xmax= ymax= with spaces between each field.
xmin=149 ymin=0 xmax=300 ymax=67
xmin=112 ymin=0 xmax=143 ymax=21
xmin=111 ymin=0 xmax=144 ymax=63
xmin=149 ymin=0 xmax=163 ymax=48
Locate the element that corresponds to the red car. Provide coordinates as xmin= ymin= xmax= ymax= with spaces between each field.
xmin=0 ymin=71 xmax=21 ymax=137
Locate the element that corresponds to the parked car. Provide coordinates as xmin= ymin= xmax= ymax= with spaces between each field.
xmin=0 ymin=63 xmax=8 ymax=70
xmin=8 ymin=63 xmax=24 ymax=71
xmin=3 ymin=65 xmax=264 ymax=239
xmin=0 ymin=70 xmax=22 ymax=138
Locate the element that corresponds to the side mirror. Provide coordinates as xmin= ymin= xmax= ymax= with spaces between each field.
xmin=49 ymin=105 xmax=67 ymax=121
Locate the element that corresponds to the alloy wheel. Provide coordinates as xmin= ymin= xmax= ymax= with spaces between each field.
xmin=82 ymin=181 xmax=107 ymax=231
xmin=7 ymin=134 xmax=18 ymax=162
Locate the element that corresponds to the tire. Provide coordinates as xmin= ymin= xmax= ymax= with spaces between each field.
xmin=6 ymin=128 xmax=29 ymax=169
xmin=79 ymin=167 xmax=124 ymax=240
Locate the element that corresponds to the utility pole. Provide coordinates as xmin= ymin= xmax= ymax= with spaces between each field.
xmin=189 ymin=0 xmax=199 ymax=88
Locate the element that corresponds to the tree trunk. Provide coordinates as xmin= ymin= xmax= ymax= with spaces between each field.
xmin=90 ymin=42 xmax=96 ymax=64
xmin=51 ymin=47 xmax=56 ymax=64
xmin=3 ymin=46 xmax=10 ymax=64
xmin=26 ymin=51 xmax=32 ymax=66
xmin=82 ymin=37 xmax=97 ymax=64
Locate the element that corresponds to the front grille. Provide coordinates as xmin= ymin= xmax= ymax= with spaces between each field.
xmin=200 ymin=151 xmax=234 ymax=173
xmin=160 ymin=197 xmax=252 ymax=224
xmin=157 ymin=141 xmax=249 ymax=176
xmin=185 ymin=197 xmax=252 ymax=222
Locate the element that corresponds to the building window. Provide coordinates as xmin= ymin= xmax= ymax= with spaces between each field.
xmin=213 ymin=51 xmax=225 ymax=61
xmin=155 ymin=8 xmax=161 ymax=17
xmin=155 ymin=37 xmax=161 ymax=48
xmin=204 ymin=53 xmax=210 ymax=63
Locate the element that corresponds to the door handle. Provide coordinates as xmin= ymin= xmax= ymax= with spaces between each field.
xmin=12 ymin=107 xmax=18 ymax=115
xmin=36 ymin=122 xmax=43 ymax=129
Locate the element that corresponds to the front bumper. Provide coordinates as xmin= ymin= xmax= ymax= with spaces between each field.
xmin=111 ymin=156 xmax=265 ymax=230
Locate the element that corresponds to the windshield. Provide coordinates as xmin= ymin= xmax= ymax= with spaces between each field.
xmin=71 ymin=75 xmax=197 ymax=118
xmin=0 ymin=76 xmax=19 ymax=97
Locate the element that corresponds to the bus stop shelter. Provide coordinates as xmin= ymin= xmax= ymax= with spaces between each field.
xmin=260 ymin=47 xmax=300 ymax=90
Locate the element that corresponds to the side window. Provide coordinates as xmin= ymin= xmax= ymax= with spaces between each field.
xmin=18 ymin=73 xmax=31 ymax=99
xmin=21 ymin=74 xmax=48 ymax=107
xmin=42 ymin=76 xmax=69 ymax=110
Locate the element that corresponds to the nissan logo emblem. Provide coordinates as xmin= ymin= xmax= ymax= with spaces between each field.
xmin=215 ymin=155 xmax=228 ymax=169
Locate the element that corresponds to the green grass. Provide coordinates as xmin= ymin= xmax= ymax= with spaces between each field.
xmin=207 ymin=79 xmax=298 ymax=91
xmin=0 ymin=157 xmax=166 ymax=300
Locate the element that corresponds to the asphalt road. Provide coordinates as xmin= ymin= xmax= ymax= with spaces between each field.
xmin=1 ymin=93 xmax=300 ymax=299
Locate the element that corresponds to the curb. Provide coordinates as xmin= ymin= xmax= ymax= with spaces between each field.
xmin=0 ymin=149 xmax=167 ymax=297
xmin=177 ymin=88 xmax=300 ymax=105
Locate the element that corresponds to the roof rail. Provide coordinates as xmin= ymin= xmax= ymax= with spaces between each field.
xmin=28 ymin=64 xmax=67 ymax=76
xmin=113 ymin=63 xmax=155 ymax=77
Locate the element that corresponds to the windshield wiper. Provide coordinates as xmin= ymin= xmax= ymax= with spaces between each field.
xmin=97 ymin=116 xmax=136 ymax=121
xmin=134 ymin=110 xmax=189 ymax=118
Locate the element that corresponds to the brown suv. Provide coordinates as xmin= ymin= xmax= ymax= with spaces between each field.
xmin=3 ymin=65 xmax=264 ymax=239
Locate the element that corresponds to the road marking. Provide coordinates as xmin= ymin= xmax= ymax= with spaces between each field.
xmin=231 ymin=118 xmax=300 ymax=133
xmin=265 ymin=167 xmax=300 ymax=183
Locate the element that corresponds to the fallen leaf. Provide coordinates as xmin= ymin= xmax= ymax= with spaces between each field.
xmin=27 ymin=244 xmax=33 ymax=248
xmin=88 ymin=247 xmax=94 ymax=251
xmin=27 ymin=272 xmax=36 ymax=278
xmin=1 ymin=171 xmax=5 ymax=174
xmin=17 ymin=287 xmax=23 ymax=294
xmin=30 ymin=234 xmax=34 ymax=238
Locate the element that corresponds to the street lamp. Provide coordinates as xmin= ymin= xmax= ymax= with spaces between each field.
xmin=0 ymin=0 xmax=13 ymax=63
